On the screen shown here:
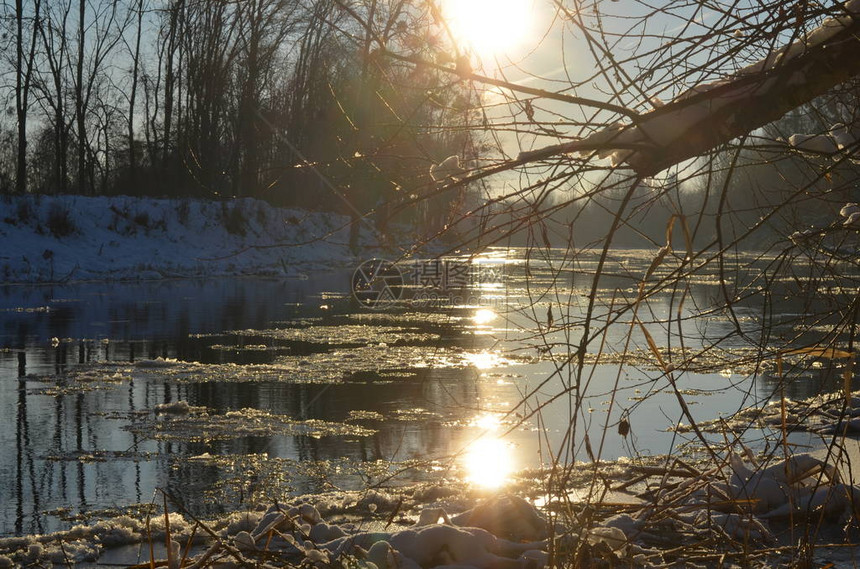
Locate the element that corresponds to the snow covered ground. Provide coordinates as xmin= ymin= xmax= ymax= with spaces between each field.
xmin=0 ymin=195 xmax=375 ymax=283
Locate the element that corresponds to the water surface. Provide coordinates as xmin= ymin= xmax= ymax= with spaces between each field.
xmin=0 ymin=249 xmax=848 ymax=535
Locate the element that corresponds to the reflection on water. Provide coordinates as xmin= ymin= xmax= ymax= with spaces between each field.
xmin=0 ymin=249 xmax=854 ymax=536
xmin=463 ymin=438 xmax=514 ymax=489
xmin=462 ymin=413 xmax=514 ymax=489
xmin=470 ymin=413 xmax=502 ymax=430
xmin=465 ymin=351 xmax=503 ymax=369
xmin=472 ymin=308 xmax=497 ymax=325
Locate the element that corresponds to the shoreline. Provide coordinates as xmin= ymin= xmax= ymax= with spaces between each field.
xmin=0 ymin=195 xmax=379 ymax=285
xmin=3 ymin=445 xmax=860 ymax=568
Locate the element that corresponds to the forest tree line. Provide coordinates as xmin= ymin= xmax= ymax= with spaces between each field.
xmin=0 ymin=0 xmax=480 ymax=214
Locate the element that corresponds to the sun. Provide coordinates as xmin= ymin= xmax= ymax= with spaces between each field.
xmin=442 ymin=0 xmax=535 ymax=59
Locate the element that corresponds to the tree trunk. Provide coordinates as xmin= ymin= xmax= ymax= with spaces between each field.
xmin=238 ymin=0 xmax=261 ymax=198
xmin=128 ymin=0 xmax=144 ymax=182
xmin=15 ymin=0 xmax=27 ymax=194
xmin=15 ymin=0 xmax=40 ymax=194
xmin=75 ymin=0 xmax=86 ymax=194
xmin=162 ymin=0 xmax=184 ymax=174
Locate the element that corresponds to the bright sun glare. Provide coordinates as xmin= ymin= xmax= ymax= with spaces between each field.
xmin=442 ymin=0 xmax=534 ymax=58
xmin=464 ymin=437 xmax=513 ymax=488
xmin=472 ymin=308 xmax=497 ymax=325
xmin=463 ymin=414 xmax=512 ymax=488
xmin=465 ymin=351 xmax=499 ymax=369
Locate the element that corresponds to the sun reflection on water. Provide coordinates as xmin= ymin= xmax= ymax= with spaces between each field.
xmin=463 ymin=437 xmax=514 ymax=489
xmin=463 ymin=413 xmax=513 ymax=488
xmin=472 ymin=308 xmax=497 ymax=325
xmin=465 ymin=351 xmax=500 ymax=369
xmin=470 ymin=413 xmax=501 ymax=430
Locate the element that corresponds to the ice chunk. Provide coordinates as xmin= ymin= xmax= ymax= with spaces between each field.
xmin=155 ymin=400 xmax=191 ymax=414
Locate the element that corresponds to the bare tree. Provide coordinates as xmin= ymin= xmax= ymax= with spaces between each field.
xmin=13 ymin=0 xmax=41 ymax=194
xmin=71 ymin=0 xmax=128 ymax=194
xmin=74 ymin=0 xmax=85 ymax=193
xmin=233 ymin=0 xmax=298 ymax=197
xmin=160 ymin=0 xmax=183 ymax=175
xmin=35 ymin=0 xmax=72 ymax=193
xmin=124 ymin=0 xmax=144 ymax=182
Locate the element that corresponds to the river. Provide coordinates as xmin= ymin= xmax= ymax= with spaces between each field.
xmin=0 ymin=247 xmax=847 ymax=536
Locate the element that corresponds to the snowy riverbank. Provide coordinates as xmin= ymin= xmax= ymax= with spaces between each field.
xmin=0 ymin=195 xmax=375 ymax=283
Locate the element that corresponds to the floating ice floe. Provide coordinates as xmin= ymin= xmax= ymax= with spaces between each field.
xmin=125 ymin=406 xmax=378 ymax=442
xmin=136 ymin=356 xmax=180 ymax=367
xmin=218 ymin=325 xmax=440 ymax=347
xmin=0 ymin=512 xmax=196 ymax=566
xmin=154 ymin=400 xmax=194 ymax=415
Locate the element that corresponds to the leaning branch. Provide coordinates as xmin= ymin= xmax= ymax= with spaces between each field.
xmin=529 ymin=0 xmax=860 ymax=177
xmin=379 ymin=48 xmax=642 ymax=120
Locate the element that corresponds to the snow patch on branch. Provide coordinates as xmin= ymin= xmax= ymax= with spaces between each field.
xmin=841 ymin=203 xmax=860 ymax=227
xmin=429 ymin=155 xmax=464 ymax=181
xmin=788 ymin=123 xmax=859 ymax=158
xmin=788 ymin=133 xmax=839 ymax=154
